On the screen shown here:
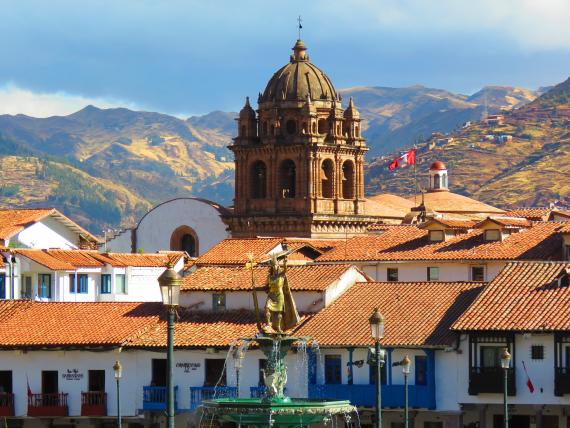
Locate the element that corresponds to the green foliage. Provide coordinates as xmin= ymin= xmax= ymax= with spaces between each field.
xmin=43 ymin=162 xmax=122 ymax=225
xmin=0 ymin=184 xmax=20 ymax=197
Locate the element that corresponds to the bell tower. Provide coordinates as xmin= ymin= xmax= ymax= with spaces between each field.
xmin=225 ymin=39 xmax=378 ymax=238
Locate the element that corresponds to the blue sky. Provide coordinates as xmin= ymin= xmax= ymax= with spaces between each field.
xmin=1 ymin=0 xmax=569 ymax=117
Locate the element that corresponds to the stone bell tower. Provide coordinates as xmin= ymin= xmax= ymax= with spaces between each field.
xmin=225 ymin=39 xmax=378 ymax=238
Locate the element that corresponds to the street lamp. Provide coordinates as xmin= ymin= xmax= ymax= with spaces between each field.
xmin=401 ymin=356 xmax=411 ymax=428
xmin=501 ymin=348 xmax=511 ymax=428
xmin=158 ymin=263 xmax=182 ymax=428
xmin=113 ymin=360 xmax=122 ymax=428
xmin=233 ymin=348 xmax=245 ymax=398
xmin=369 ymin=308 xmax=385 ymax=428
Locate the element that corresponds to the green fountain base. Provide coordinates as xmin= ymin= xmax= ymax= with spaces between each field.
xmin=201 ymin=397 xmax=356 ymax=426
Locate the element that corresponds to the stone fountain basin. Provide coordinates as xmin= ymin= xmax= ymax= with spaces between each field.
xmin=201 ymin=397 xmax=356 ymax=426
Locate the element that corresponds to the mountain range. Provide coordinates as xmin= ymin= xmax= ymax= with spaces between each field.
xmin=0 ymin=81 xmax=564 ymax=233
xmin=367 ymin=77 xmax=570 ymax=208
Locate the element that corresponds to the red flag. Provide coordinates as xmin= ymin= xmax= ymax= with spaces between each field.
xmin=522 ymin=361 xmax=534 ymax=393
xmin=388 ymin=148 xmax=417 ymax=170
xmin=406 ymin=148 xmax=417 ymax=165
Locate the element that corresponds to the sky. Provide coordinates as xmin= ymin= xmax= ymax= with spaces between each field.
xmin=1 ymin=0 xmax=569 ymax=118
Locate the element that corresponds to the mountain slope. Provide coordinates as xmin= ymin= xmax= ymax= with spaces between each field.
xmin=366 ymin=77 xmax=570 ymax=208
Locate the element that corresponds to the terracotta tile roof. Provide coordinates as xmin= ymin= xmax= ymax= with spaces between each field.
xmin=0 ymin=209 xmax=54 ymax=240
xmin=195 ymin=238 xmax=283 ymax=266
xmin=551 ymin=210 xmax=570 ymax=219
xmin=296 ymin=281 xmax=483 ymax=347
xmin=318 ymin=222 xmax=565 ymax=262
xmin=407 ymin=191 xmax=505 ymax=215
xmin=505 ymin=208 xmax=551 ymax=221
xmin=14 ymin=249 xmax=182 ymax=270
xmin=194 ymin=238 xmax=338 ymax=266
xmin=94 ymin=252 xmax=183 ymax=267
xmin=126 ymin=310 xmax=261 ymax=348
xmin=0 ymin=208 xmax=99 ymax=243
xmin=0 ymin=301 xmax=161 ymax=348
xmin=182 ymin=264 xmax=356 ymax=292
xmin=476 ymin=216 xmax=532 ymax=228
xmin=453 ymin=262 xmax=570 ymax=332
xmin=420 ymin=218 xmax=478 ymax=230
xmin=14 ymin=249 xmax=77 ymax=270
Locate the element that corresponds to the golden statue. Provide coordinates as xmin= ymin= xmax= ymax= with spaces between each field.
xmin=246 ymin=251 xmax=300 ymax=335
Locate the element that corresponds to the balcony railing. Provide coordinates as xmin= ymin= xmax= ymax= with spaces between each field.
xmin=81 ymin=391 xmax=107 ymax=416
xmin=309 ymin=384 xmax=436 ymax=410
xmin=0 ymin=393 xmax=14 ymax=417
xmin=28 ymin=393 xmax=68 ymax=417
xmin=469 ymin=367 xmax=516 ymax=395
xmin=142 ymin=386 xmax=178 ymax=411
xmin=190 ymin=386 xmax=237 ymax=411
xmin=555 ymin=367 xmax=570 ymax=396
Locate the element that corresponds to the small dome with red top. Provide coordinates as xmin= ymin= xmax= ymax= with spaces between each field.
xmin=430 ymin=161 xmax=447 ymax=171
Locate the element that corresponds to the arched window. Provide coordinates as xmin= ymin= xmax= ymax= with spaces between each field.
xmin=318 ymin=119 xmax=328 ymax=135
xmin=279 ymin=159 xmax=296 ymax=198
xmin=250 ymin=161 xmax=267 ymax=199
xmin=170 ymin=226 xmax=199 ymax=257
xmin=286 ymin=120 xmax=297 ymax=135
xmin=434 ymin=174 xmax=441 ymax=189
xmin=342 ymin=160 xmax=355 ymax=199
xmin=321 ymin=159 xmax=334 ymax=198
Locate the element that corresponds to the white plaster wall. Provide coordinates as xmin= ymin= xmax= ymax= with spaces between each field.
xmin=134 ymin=198 xmax=231 ymax=255
xmin=180 ymin=290 xmax=324 ymax=313
xmin=324 ymin=267 xmax=367 ymax=307
xmin=0 ymin=346 xmax=311 ymax=419
xmin=356 ymin=261 xmax=507 ymax=282
xmin=16 ymin=219 xmax=77 ymax=250
xmin=103 ymin=229 xmax=133 ymax=253
xmin=456 ymin=333 xmax=570 ymax=407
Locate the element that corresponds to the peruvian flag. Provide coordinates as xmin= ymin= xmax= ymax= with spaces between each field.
xmin=388 ymin=148 xmax=416 ymax=170
xmin=522 ymin=361 xmax=535 ymax=393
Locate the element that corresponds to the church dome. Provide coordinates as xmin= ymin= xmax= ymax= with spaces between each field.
xmin=430 ymin=161 xmax=447 ymax=171
xmin=260 ymin=40 xmax=337 ymax=103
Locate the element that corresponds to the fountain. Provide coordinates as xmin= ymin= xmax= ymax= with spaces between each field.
xmin=199 ymin=251 xmax=356 ymax=427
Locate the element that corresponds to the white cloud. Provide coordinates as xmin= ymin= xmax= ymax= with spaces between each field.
xmin=0 ymin=84 xmax=140 ymax=118
xmin=321 ymin=0 xmax=570 ymax=51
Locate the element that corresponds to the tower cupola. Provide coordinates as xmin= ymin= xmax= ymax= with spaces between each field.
xmin=428 ymin=161 xmax=449 ymax=192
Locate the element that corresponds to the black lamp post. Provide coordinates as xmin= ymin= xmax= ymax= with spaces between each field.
xmin=369 ymin=308 xmax=385 ymax=428
xmin=401 ymin=355 xmax=411 ymax=428
xmin=501 ymin=348 xmax=511 ymax=428
xmin=113 ymin=360 xmax=122 ymax=428
xmin=158 ymin=263 xmax=182 ymax=428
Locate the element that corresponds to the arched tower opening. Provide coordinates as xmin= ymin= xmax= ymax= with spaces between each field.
xmin=321 ymin=159 xmax=334 ymax=198
xmin=170 ymin=225 xmax=199 ymax=256
xmin=250 ymin=161 xmax=267 ymax=199
xmin=279 ymin=159 xmax=296 ymax=198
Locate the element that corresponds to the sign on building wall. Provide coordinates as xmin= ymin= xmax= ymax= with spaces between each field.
xmin=62 ymin=369 xmax=84 ymax=380
xmin=176 ymin=362 xmax=201 ymax=373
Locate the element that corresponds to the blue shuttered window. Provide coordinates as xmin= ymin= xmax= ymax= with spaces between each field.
xmin=100 ymin=274 xmax=111 ymax=294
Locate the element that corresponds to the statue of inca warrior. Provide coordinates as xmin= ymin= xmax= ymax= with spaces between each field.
xmin=262 ymin=254 xmax=300 ymax=334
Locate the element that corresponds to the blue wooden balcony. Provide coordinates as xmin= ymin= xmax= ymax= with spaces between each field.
xmin=308 ymin=384 xmax=435 ymax=410
xmin=190 ymin=386 xmax=238 ymax=411
xmin=142 ymin=386 xmax=178 ymax=411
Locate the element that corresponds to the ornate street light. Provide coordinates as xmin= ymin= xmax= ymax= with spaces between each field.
xmin=501 ymin=348 xmax=511 ymax=428
xmin=158 ymin=263 xmax=182 ymax=428
xmin=369 ymin=308 xmax=385 ymax=428
xmin=401 ymin=355 xmax=411 ymax=428
xmin=113 ymin=360 xmax=122 ymax=428
xmin=233 ymin=348 xmax=245 ymax=398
